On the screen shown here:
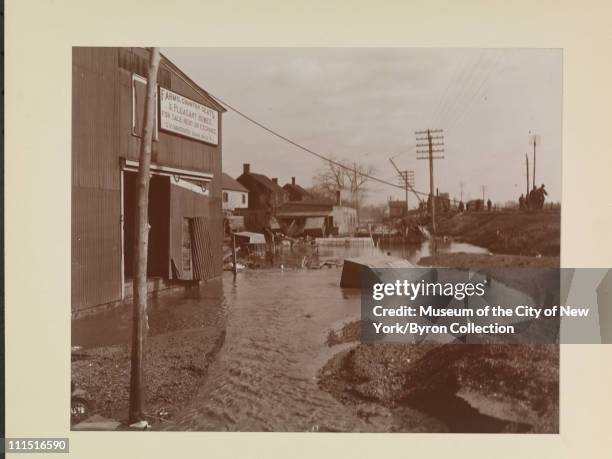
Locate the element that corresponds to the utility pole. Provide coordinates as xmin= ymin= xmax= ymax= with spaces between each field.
xmin=532 ymin=137 xmax=536 ymax=187
xmin=389 ymin=157 xmax=422 ymax=207
xmin=481 ymin=185 xmax=487 ymax=202
xmin=388 ymin=158 xmax=414 ymax=215
xmin=525 ymin=153 xmax=530 ymax=195
xmin=352 ymin=163 xmax=359 ymax=224
xmin=404 ymin=173 xmax=409 ymax=213
xmin=129 ymin=47 xmax=161 ymax=426
xmin=416 ymin=129 xmax=444 ymax=233
xmin=529 ymin=133 xmax=540 ymax=188
xmin=459 ymin=181 xmax=464 ymax=202
xmin=399 ymin=170 xmax=414 ymax=214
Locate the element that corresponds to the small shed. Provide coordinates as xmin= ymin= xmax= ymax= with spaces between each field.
xmin=234 ymin=231 xmax=267 ymax=255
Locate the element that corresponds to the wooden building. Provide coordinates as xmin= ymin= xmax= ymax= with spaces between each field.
xmin=222 ymin=173 xmax=249 ymax=214
xmin=466 ymin=198 xmax=485 ymax=212
xmin=235 ymin=164 xmax=288 ymax=232
xmin=388 ymin=200 xmax=408 ymax=219
xmin=236 ymin=163 xmax=287 ymax=211
xmin=283 ymin=177 xmax=312 ymax=201
xmin=276 ymin=200 xmax=357 ymax=237
xmin=72 ymin=47 xmax=226 ymax=316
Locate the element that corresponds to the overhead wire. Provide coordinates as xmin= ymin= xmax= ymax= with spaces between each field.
xmin=427 ymin=52 xmax=473 ymax=128
xmin=431 ymin=49 xmax=487 ymax=129
xmin=445 ymin=49 xmax=508 ymax=134
xmin=157 ymin=56 xmax=430 ymax=197
xmin=206 ymin=91 xmax=431 ymax=197
xmin=160 ymin=50 xmax=508 ymax=201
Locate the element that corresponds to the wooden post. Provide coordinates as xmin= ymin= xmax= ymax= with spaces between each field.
xmin=129 ymin=47 xmax=161 ymax=425
xmin=532 ymin=137 xmax=536 ymax=189
xmin=232 ymin=232 xmax=237 ymax=275
xmin=525 ymin=153 xmax=530 ymax=196
xmin=405 ymin=177 xmax=409 ymax=218
xmin=416 ymin=129 xmax=444 ymax=235
xmin=428 ymin=130 xmax=436 ymax=234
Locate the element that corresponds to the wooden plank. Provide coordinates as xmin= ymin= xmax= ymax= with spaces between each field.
xmin=191 ymin=216 xmax=213 ymax=281
xmin=181 ymin=217 xmax=193 ymax=280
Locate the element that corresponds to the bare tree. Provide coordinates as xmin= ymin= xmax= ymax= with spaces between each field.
xmin=129 ymin=47 xmax=161 ymax=425
xmin=312 ymin=157 xmax=376 ymax=222
xmin=307 ymin=185 xmax=336 ymax=202
xmin=313 ymin=155 xmax=348 ymax=198
xmin=347 ymin=161 xmax=376 ymax=211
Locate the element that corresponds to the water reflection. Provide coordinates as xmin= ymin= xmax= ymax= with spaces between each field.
xmin=317 ymin=238 xmax=488 ymax=265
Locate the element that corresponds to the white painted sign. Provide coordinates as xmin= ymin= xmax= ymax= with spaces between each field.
xmin=159 ymin=87 xmax=218 ymax=145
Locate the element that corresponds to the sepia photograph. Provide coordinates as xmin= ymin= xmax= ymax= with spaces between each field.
xmin=70 ymin=47 xmax=561 ymax=433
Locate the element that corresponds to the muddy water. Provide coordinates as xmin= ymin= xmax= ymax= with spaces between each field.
xmin=168 ymin=242 xmax=486 ymax=432
xmin=72 ymin=281 xmax=226 ymax=349
xmin=170 ymin=268 xmax=438 ymax=431
xmin=318 ymin=238 xmax=488 ymax=265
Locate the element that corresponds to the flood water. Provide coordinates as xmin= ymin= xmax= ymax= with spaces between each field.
xmin=166 ymin=240 xmax=488 ymax=432
xmin=318 ymin=238 xmax=488 ymax=265
xmin=169 ymin=269 xmax=441 ymax=431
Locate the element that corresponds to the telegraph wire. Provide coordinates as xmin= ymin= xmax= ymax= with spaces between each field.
xmin=434 ymin=49 xmax=501 ymax=131
xmin=207 ymin=92 xmax=431 ymax=197
xmin=428 ymin=53 xmax=473 ymax=128
xmin=445 ymin=50 xmax=507 ymax=134
xmin=158 ymin=57 xmax=430 ymax=196
xmin=432 ymin=50 xmax=488 ymax=129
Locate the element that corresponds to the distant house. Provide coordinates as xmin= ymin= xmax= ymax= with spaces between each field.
xmin=235 ymin=163 xmax=288 ymax=232
xmin=388 ymin=200 xmax=408 ymax=219
xmin=276 ymin=198 xmax=357 ymax=237
xmin=466 ymin=198 xmax=484 ymax=212
xmin=427 ymin=192 xmax=451 ymax=213
xmin=236 ymin=163 xmax=287 ymax=211
xmin=222 ymin=172 xmax=249 ymax=213
xmin=283 ymin=177 xmax=312 ymax=201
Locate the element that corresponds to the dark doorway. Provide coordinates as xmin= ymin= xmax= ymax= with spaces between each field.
xmin=123 ymin=171 xmax=170 ymax=279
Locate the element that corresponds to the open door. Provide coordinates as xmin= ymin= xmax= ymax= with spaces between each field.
xmin=123 ymin=171 xmax=170 ymax=280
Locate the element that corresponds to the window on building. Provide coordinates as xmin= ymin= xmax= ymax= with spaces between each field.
xmin=132 ymin=74 xmax=159 ymax=141
xmin=242 ymin=194 xmax=246 ymax=204
xmin=223 ymin=192 xmax=229 ymax=203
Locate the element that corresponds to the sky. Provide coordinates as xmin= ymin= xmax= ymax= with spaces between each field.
xmin=163 ymin=48 xmax=562 ymax=205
